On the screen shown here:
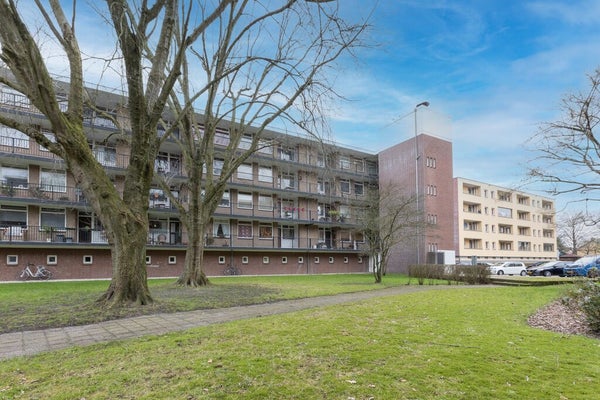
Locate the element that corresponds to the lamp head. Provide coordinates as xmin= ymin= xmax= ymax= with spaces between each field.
xmin=416 ymin=101 xmax=429 ymax=108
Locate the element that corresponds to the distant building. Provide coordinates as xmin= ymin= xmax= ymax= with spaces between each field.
xmin=454 ymin=177 xmax=557 ymax=264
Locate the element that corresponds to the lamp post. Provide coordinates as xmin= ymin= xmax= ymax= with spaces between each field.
xmin=414 ymin=101 xmax=429 ymax=264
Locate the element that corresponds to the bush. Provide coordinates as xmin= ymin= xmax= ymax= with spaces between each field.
xmin=563 ymin=279 xmax=600 ymax=333
xmin=408 ymin=264 xmax=490 ymax=285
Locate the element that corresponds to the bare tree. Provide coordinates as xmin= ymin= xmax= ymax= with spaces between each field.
xmin=528 ymin=69 xmax=600 ymax=207
xmin=0 ymin=0 xmax=371 ymax=299
xmin=361 ymin=184 xmax=424 ymax=283
xmin=0 ymin=0 xmax=238 ymax=305
xmin=558 ymin=212 xmax=589 ymax=255
xmin=160 ymin=1 xmax=368 ymax=287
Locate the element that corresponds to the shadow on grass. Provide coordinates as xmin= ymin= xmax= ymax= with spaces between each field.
xmin=2 ymin=283 xmax=281 ymax=334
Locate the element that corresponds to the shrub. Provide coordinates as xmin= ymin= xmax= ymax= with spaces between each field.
xmin=563 ymin=279 xmax=600 ymax=333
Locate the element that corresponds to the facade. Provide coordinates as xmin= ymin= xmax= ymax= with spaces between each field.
xmin=454 ymin=177 xmax=557 ymax=264
xmin=378 ymin=133 xmax=455 ymax=272
xmin=0 ymin=82 xmax=378 ymax=281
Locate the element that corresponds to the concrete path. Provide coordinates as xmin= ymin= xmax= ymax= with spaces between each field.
xmin=0 ymin=285 xmax=453 ymax=360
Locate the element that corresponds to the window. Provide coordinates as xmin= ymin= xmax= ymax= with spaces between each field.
xmin=498 ymin=207 xmax=512 ymax=218
xmin=339 ymin=156 xmax=350 ymax=169
xmin=93 ymin=145 xmax=117 ymax=167
xmin=259 ymin=223 xmax=273 ymax=239
xmin=39 ymin=129 xmax=56 ymax=152
xmin=242 ymin=256 xmax=249 ymax=264
xmin=279 ymin=173 xmax=295 ymax=190
xmin=213 ymin=220 xmax=230 ymax=238
xmin=278 ymin=147 xmax=295 ymax=161
xmin=329 ymin=256 xmax=334 ymax=264
xmin=237 ymin=192 xmax=253 ymax=209
xmin=314 ymin=256 xmax=320 ymax=264
xmin=219 ymin=191 xmax=230 ymax=207
xmin=237 ymin=164 xmax=253 ymax=180
xmin=213 ymin=159 xmax=224 ymax=175
xmin=238 ymin=221 xmax=253 ymax=238
xmin=40 ymin=208 xmax=65 ymax=230
xmin=298 ymin=256 xmax=304 ymax=264
xmin=262 ymin=256 xmax=269 ymax=264
xmin=145 ymin=256 xmax=151 ymax=265
xmin=258 ymin=166 xmax=273 ymax=183
xmin=0 ymin=125 xmax=29 ymax=148
xmin=7 ymin=255 xmax=18 ymax=265
xmin=354 ymin=183 xmax=364 ymax=196
xmin=168 ymin=256 xmax=177 ymax=265
xmin=40 ymin=169 xmax=66 ymax=192
xmin=239 ymin=134 xmax=252 ymax=150
xmin=218 ymin=256 xmax=226 ymax=264
xmin=258 ymin=139 xmax=273 ymax=155
xmin=282 ymin=257 xmax=288 ymax=264
xmin=0 ymin=166 xmax=28 ymax=188
xmin=258 ymin=195 xmax=273 ymax=211
xmin=83 ymin=255 xmax=93 ymax=265
xmin=344 ymin=257 xmax=349 ymax=264
xmin=47 ymin=255 xmax=57 ymax=265
xmin=340 ymin=180 xmax=350 ymax=194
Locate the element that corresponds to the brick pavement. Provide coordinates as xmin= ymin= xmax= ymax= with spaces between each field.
xmin=0 ymin=285 xmax=448 ymax=360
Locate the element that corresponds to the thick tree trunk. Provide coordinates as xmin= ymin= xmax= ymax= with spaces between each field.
xmin=177 ymin=236 xmax=210 ymax=287
xmin=97 ymin=209 xmax=153 ymax=305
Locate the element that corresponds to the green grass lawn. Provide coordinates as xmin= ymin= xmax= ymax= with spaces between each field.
xmin=0 ymin=274 xmax=412 ymax=333
xmin=1 ymin=278 xmax=598 ymax=399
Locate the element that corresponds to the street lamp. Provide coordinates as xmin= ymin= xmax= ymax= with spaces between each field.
xmin=414 ymin=101 xmax=429 ymax=264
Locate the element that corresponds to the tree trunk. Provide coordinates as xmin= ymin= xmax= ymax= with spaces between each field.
xmin=177 ymin=223 xmax=210 ymax=287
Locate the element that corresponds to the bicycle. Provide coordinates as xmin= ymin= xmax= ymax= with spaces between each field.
xmin=223 ymin=265 xmax=242 ymax=276
xmin=17 ymin=263 xmax=53 ymax=280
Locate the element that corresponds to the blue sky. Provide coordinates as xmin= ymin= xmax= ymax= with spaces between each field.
xmin=27 ymin=1 xmax=600 ymax=214
xmin=327 ymin=0 xmax=600 ymax=214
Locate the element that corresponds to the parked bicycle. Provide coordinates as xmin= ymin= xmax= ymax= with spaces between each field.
xmin=223 ymin=265 xmax=242 ymax=276
xmin=17 ymin=263 xmax=53 ymax=280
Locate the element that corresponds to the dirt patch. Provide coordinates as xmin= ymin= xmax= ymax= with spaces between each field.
xmin=528 ymin=299 xmax=600 ymax=339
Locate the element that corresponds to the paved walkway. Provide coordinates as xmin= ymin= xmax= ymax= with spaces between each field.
xmin=0 ymin=285 xmax=454 ymax=360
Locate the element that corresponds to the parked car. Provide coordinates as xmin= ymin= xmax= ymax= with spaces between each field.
xmin=563 ymin=255 xmax=600 ymax=277
xmin=526 ymin=261 xmax=568 ymax=277
xmin=489 ymin=261 xmax=527 ymax=276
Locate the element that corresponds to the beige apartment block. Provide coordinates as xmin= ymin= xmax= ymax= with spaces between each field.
xmin=454 ymin=177 xmax=557 ymax=264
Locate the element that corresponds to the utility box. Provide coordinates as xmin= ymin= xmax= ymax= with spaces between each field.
xmin=436 ymin=250 xmax=456 ymax=265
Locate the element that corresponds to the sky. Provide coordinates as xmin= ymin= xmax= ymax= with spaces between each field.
xmin=20 ymin=0 xmax=600 ymax=216
xmin=326 ymin=0 xmax=600 ymax=215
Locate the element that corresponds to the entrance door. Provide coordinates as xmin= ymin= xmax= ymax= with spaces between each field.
xmin=78 ymin=212 xmax=92 ymax=243
xmin=169 ymin=220 xmax=180 ymax=244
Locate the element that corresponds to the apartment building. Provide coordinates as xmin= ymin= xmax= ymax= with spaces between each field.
xmin=454 ymin=177 xmax=557 ymax=264
xmin=378 ymin=133 xmax=456 ymax=272
xmin=0 ymin=82 xmax=378 ymax=281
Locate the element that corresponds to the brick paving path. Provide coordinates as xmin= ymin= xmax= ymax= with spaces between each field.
xmin=0 ymin=285 xmax=452 ymax=360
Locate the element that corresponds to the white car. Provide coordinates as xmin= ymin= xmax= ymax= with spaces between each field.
xmin=489 ymin=261 xmax=527 ymax=276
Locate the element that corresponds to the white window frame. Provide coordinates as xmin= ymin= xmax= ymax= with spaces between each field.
xmin=237 ymin=192 xmax=253 ymax=209
xmin=258 ymin=166 xmax=273 ymax=183
xmin=237 ymin=164 xmax=253 ymax=180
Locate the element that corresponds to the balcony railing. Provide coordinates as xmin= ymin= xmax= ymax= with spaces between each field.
xmin=0 ymin=224 xmax=365 ymax=251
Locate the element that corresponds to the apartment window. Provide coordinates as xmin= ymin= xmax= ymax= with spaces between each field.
xmin=237 ymin=192 xmax=253 ymax=209
xmin=259 ymin=223 xmax=273 ymax=239
xmin=258 ymin=166 xmax=273 ymax=183
xmin=237 ymin=164 xmax=253 ymax=180
xmin=47 ymin=255 xmax=57 ymax=265
xmin=258 ymin=195 xmax=273 ymax=211
xmin=340 ymin=180 xmax=350 ymax=194
xmin=258 ymin=139 xmax=273 ymax=155
xmin=282 ymin=256 xmax=288 ymax=264
xmin=219 ymin=191 xmax=230 ymax=207
xmin=238 ymin=221 xmax=253 ymax=239
xmin=218 ymin=256 xmax=226 ymax=264
xmin=40 ymin=208 xmax=65 ymax=230
xmin=239 ymin=134 xmax=252 ymax=150
xmin=0 ymin=86 xmax=31 ymax=109
xmin=317 ymin=154 xmax=325 ymax=167
xmin=83 ymin=255 xmax=93 ymax=265
xmin=213 ymin=159 xmax=224 ymax=175
xmin=279 ymin=173 xmax=295 ymax=190
xmin=213 ymin=220 xmax=230 ymax=238
xmin=214 ymin=130 xmax=230 ymax=146
xmin=278 ymin=147 xmax=295 ymax=161
xmin=7 ymin=255 xmax=18 ymax=265
xmin=0 ymin=125 xmax=29 ymax=148
xmin=354 ymin=158 xmax=365 ymax=172
xmin=262 ymin=256 xmax=269 ymax=264
xmin=0 ymin=165 xmax=28 ymax=188
xmin=93 ymin=145 xmax=117 ymax=167
xmin=354 ymin=183 xmax=364 ymax=196
xmin=242 ymin=256 xmax=249 ymax=264
xmin=40 ymin=169 xmax=66 ymax=192
xmin=498 ymin=207 xmax=512 ymax=218
xmin=339 ymin=156 xmax=351 ymax=170
xmin=500 ymin=242 xmax=512 ymax=251
xmin=298 ymin=256 xmax=304 ymax=264
xmin=2 ymin=205 xmax=29 ymax=227
xmin=168 ymin=256 xmax=177 ymax=265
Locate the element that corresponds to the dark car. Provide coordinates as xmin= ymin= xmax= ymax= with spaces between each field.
xmin=563 ymin=255 xmax=600 ymax=277
xmin=527 ymin=261 xmax=569 ymax=277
